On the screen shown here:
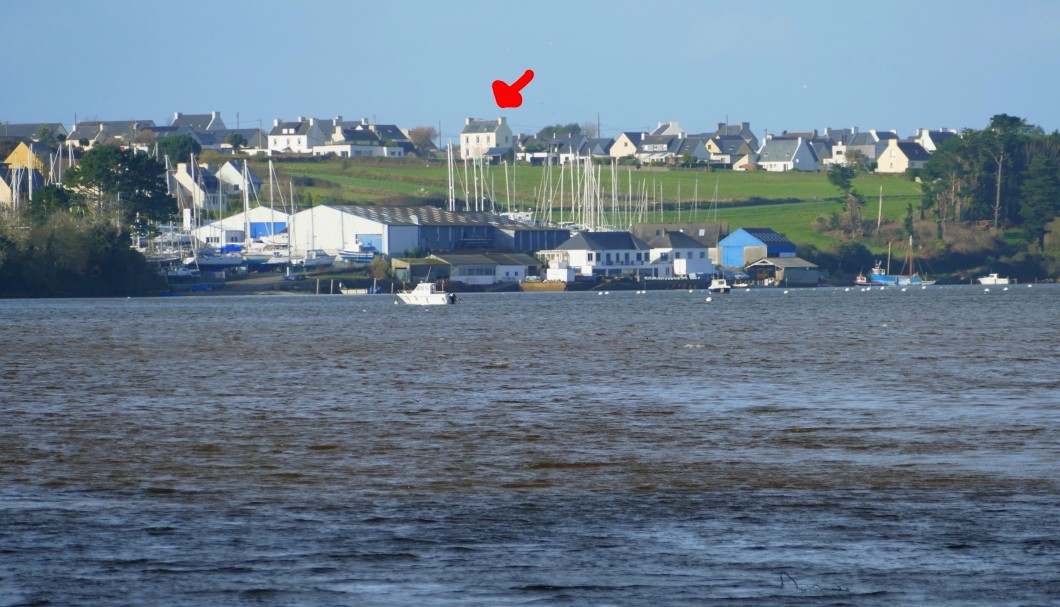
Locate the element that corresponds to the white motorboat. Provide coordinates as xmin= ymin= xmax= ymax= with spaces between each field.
xmin=977 ymin=273 xmax=1011 ymax=285
xmin=708 ymin=277 xmax=731 ymax=293
xmin=396 ymin=282 xmax=457 ymax=305
xmin=293 ymin=249 xmax=335 ymax=269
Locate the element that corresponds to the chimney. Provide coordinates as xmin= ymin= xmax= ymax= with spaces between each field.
xmin=173 ymin=112 xmax=182 ymax=123
xmin=273 ymin=119 xmax=280 ymax=127
xmin=466 ymin=117 xmax=473 ymax=125
xmin=498 ymin=117 xmax=507 ymax=125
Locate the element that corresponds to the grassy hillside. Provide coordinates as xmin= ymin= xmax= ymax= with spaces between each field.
xmin=236 ymin=156 xmax=922 ymax=250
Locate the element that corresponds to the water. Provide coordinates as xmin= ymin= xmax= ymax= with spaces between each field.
xmin=2 ymin=286 xmax=1058 ymax=605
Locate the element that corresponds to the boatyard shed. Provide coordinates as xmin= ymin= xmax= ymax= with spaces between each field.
xmin=391 ymin=258 xmax=450 ymax=284
xmin=745 ymin=257 xmax=820 ymax=287
xmin=429 ymin=252 xmax=542 ymax=285
xmin=287 ymin=205 xmax=568 ymax=257
xmin=717 ymin=228 xmax=797 ymax=268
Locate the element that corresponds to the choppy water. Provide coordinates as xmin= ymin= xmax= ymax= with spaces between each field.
xmin=1 ymin=286 xmax=1058 ymax=606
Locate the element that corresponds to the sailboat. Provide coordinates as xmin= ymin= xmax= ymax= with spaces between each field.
xmin=857 ymin=237 xmax=935 ymax=286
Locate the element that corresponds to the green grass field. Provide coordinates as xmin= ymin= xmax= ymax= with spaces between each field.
xmin=237 ymin=156 xmax=924 ymax=251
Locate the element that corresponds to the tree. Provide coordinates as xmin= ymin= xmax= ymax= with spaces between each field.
xmin=537 ymin=123 xmax=581 ymax=140
xmin=34 ymin=125 xmax=62 ymax=147
xmin=407 ymin=126 xmax=438 ymax=156
xmin=226 ymin=133 xmax=247 ymax=154
xmin=370 ymin=255 xmax=391 ymax=280
xmin=26 ymin=185 xmax=81 ymax=224
xmin=156 ymin=134 xmax=202 ymax=164
xmin=64 ymin=145 xmax=177 ymax=224
xmin=844 ymin=149 xmax=870 ymax=172
xmin=1020 ymin=155 xmax=1060 ymax=249
xmin=827 ymin=164 xmax=865 ymax=236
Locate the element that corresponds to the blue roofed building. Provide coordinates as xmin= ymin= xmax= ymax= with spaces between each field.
xmin=717 ymin=227 xmax=797 ymax=268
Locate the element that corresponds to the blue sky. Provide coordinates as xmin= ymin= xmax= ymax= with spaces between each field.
xmin=6 ymin=0 xmax=1060 ymax=141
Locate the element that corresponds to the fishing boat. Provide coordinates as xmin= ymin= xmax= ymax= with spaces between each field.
xmin=856 ymin=238 xmax=935 ymax=286
xmin=397 ymin=282 xmax=457 ymax=305
xmin=977 ymin=273 xmax=1011 ymax=285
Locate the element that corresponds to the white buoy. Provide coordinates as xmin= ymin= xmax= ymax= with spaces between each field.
xmin=844 ymin=287 xmax=850 ymax=292
xmin=688 ymin=289 xmax=694 ymax=293
xmin=705 ymin=296 xmax=713 ymax=302
xmin=984 ymin=288 xmax=990 ymax=292
xmin=901 ymin=287 xmax=907 ymax=292
xmin=783 ymin=290 xmax=789 ymax=294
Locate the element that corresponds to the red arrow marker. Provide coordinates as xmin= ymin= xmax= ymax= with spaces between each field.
xmin=492 ymin=69 xmax=535 ymax=108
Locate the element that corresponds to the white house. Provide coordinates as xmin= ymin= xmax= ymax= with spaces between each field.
xmin=913 ymin=128 xmax=959 ymax=152
xmin=647 ymin=231 xmax=714 ymax=278
xmin=756 ymin=136 xmax=820 ymax=172
xmin=267 ymin=117 xmax=333 ymax=155
xmin=460 ymin=117 xmax=513 ymax=159
xmin=212 ymin=160 xmax=264 ymax=197
xmin=169 ymin=162 xmax=224 ymax=213
xmin=538 ymin=231 xmax=654 ymax=277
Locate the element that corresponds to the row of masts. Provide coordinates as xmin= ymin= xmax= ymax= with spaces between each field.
xmin=443 ymin=141 xmax=721 ymax=232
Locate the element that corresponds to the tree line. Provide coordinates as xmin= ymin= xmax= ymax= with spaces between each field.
xmin=920 ymin=114 xmax=1060 ymax=248
xmin=0 ymin=144 xmax=175 ymax=297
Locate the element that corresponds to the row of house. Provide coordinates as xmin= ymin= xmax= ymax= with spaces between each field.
xmin=0 ymin=112 xmax=418 ymax=159
xmin=458 ymin=117 xmax=954 ymax=174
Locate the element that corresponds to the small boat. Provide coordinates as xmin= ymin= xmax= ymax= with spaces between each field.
xmin=337 ymin=240 xmax=377 ymax=263
xmin=396 ymin=282 xmax=457 ymax=305
xmin=977 ymin=273 xmax=1011 ymax=285
xmin=708 ymin=277 xmax=731 ymax=293
xmin=293 ymin=249 xmax=335 ymax=269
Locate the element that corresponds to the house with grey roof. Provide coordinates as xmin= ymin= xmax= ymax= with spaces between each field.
xmin=0 ymin=122 xmax=69 ymax=141
xmin=428 ymin=252 xmax=543 ymax=285
xmin=267 ymin=117 xmax=333 ymax=155
xmin=609 ymin=131 xmax=645 ymax=158
xmin=213 ymin=128 xmax=269 ymax=154
xmin=831 ymin=129 xmax=898 ymax=163
xmin=637 ymin=133 xmax=686 ymax=163
xmin=756 ymin=136 xmax=819 ymax=172
xmin=713 ymin=122 xmax=758 ymax=151
xmin=646 ymin=230 xmax=714 ymax=278
xmin=169 ymin=162 xmax=224 ymax=213
xmin=212 ymin=160 xmax=264 ymax=196
xmin=170 ymin=112 xmax=226 ymax=131
xmin=632 ymin=222 xmax=729 ymax=248
xmin=913 ymin=128 xmax=959 ymax=152
xmin=538 ymin=231 xmax=654 ymax=277
xmin=650 ymin=121 xmax=685 ymax=137
xmin=348 ymin=118 xmax=414 ymax=156
xmin=876 ymin=139 xmax=931 ymax=173
xmin=67 ymin=120 xmax=157 ymax=149
xmin=313 ymin=127 xmax=385 ymax=158
xmin=706 ymin=134 xmax=754 ymax=166
xmin=460 ymin=117 xmax=513 ymax=160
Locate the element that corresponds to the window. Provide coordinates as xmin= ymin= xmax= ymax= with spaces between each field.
xmin=675 ymin=251 xmax=681 ymax=259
